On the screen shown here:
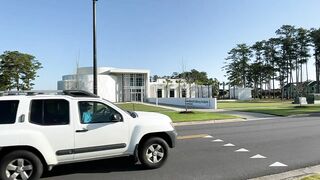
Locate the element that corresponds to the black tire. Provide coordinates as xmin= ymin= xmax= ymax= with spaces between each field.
xmin=0 ymin=150 xmax=43 ymax=180
xmin=138 ymin=137 xmax=169 ymax=169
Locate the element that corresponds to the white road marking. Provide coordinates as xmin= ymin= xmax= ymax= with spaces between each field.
xmin=203 ymin=135 xmax=213 ymax=138
xmin=235 ymin=148 xmax=250 ymax=152
xmin=250 ymin=154 xmax=267 ymax=159
xmin=223 ymin=143 xmax=235 ymax=147
xmin=269 ymin=162 xmax=287 ymax=167
xmin=177 ymin=134 xmax=209 ymax=140
xmin=212 ymin=139 xmax=224 ymax=142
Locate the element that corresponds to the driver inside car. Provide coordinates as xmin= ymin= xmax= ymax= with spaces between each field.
xmin=81 ymin=102 xmax=93 ymax=123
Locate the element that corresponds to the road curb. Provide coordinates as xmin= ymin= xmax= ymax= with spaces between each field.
xmin=249 ymin=164 xmax=320 ymax=180
xmin=173 ymin=118 xmax=246 ymax=126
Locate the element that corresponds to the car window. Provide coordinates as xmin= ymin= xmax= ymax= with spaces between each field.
xmin=30 ymin=99 xmax=70 ymax=125
xmin=0 ymin=100 xmax=19 ymax=124
xmin=78 ymin=101 xmax=121 ymax=124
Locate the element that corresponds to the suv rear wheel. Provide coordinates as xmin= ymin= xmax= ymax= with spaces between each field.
xmin=138 ymin=137 xmax=169 ymax=169
xmin=0 ymin=150 xmax=43 ymax=180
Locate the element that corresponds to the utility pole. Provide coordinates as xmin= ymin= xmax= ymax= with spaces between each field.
xmin=93 ymin=0 xmax=98 ymax=95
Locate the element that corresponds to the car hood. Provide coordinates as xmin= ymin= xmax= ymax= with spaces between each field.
xmin=134 ymin=111 xmax=172 ymax=123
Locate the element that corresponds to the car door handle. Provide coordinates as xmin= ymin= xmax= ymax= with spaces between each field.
xmin=76 ymin=129 xmax=88 ymax=133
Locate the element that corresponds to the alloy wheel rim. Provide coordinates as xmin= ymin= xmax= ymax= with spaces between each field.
xmin=146 ymin=144 xmax=164 ymax=164
xmin=5 ymin=158 xmax=33 ymax=180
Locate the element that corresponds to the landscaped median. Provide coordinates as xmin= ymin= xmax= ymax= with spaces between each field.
xmin=116 ymin=103 xmax=238 ymax=123
xmin=219 ymin=100 xmax=320 ymax=116
xmin=301 ymin=174 xmax=320 ymax=180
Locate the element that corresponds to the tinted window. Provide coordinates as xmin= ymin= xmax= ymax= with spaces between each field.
xmin=0 ymin=100 xmax=19 ymax=124
xmin=30 ymin=99 xmax=69 ymax=125
xmin=79 ymin=101 xmax=121 ymax=124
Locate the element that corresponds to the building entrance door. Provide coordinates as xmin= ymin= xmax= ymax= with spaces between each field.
xmin=130 ymin=89 xmax=143 ymax=102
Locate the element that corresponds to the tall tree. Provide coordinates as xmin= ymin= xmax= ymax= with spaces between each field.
xmin=276 ymin=25 xmax=297 ymax=99
xmin=310 ymin=28 xmax=320 ymax=93
xmin=0 ymin=51 xmax=42 ymax=91
xmin=247 ymin=62 xmax=261 ymax=98
xmin=224 ymin=44 xmax=252 ymax=88
xmin=263 ymin=38 xmax=280 ymax=98
xmin=251 ymin=41 xmax=265 ymax=98
xmin=295 ymin=28 xmax=311 ymax=84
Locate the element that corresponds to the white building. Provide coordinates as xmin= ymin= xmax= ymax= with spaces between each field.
xmin=229 ymin=87 xmax=252 ymax=100
xmin=149 ymin=78 xmax=213 ymax=99
xmin=58 ymin=67 xmax=150 ymax=102
xmin=58 ymin=67 xmax=214 ymax=103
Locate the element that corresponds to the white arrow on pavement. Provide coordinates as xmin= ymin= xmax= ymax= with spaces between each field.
xmin=223 ymin=143 xmax=235 ymax=147
xmin=235 ymin=148 xmax=250 ymax=152
xmin=269 ymin=162 xmax=287 ymax=167
xmin=204 ymin=135 xmax=213 ymax=138
xmin=250 ymin=154 xmax=267 ymax=159
xmin=212 ymin=139 xmax=224 ymax=142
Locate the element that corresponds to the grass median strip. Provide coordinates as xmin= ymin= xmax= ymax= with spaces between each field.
xmin=219 ymin=100 xmax=320 ymax=116
xmin=116 ymin=103 xmax=238 ymax=122
xmin=161 ymin=111 xmax=237 ymax=122
xmin=116 ymin=103 xmax=172 ymax=112
xmin=301 ymin=174 xmax=320 ymax=180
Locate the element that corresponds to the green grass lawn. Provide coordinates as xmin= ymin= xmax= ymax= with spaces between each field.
xmin=219 ymin=100 xmax=320 ymax=116
xmin=116 ymin=103 xmax=172 ymax=112
xmin=116 ymin=103 xmax=238 ymax=122
xmin=301 ymin=174 xmax=320 ymax=180
xmin=218 ymin=100 xmax=294 ymax=109
xmin=161 ymin=111 xmax=238 ymax=122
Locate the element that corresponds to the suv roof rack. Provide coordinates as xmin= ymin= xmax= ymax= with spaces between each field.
xmin=0 ymin=90 xmax=99 ymax=98
xmin=62 ymin=90 xmax=99 ymax=97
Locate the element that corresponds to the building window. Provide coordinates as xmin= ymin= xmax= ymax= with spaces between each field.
xmin=182 ymin=89 xmax=186 ymax=98
xmin=130 ymin=74 xmax=134 ymax=86
xmin=128 ymin=74 xmax=144 ymax=87
xmin=157 ymin=89 xmax=162 ymax=98
xmin=136 ymin=74 xmax=144 ymax=86
xmin=170 ymin=89 xmax=175 ymax=98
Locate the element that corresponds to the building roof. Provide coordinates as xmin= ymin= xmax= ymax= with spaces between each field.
xmin=105 ymin=68 xmax=149 ymax=74
xmin=75 ymin=67 xmax=149 ymax=75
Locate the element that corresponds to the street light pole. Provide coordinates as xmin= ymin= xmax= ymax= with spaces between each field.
xmin=93 ymin=0 xmax=98 ymax=95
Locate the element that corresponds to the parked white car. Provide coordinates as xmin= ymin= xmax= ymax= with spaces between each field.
xmin=0 ymin=90 xmax=177 ymax=180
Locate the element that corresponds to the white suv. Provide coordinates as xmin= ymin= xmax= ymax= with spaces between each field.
xmin=0 ymin=90 xmax=176 ymax=180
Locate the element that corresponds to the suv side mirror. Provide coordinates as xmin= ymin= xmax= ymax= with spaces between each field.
xmin=111 ymin=114 xmax=122 ymax=122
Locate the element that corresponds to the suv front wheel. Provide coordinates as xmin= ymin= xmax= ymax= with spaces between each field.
xmin=138 ymin=137 xmax=169 ymax=169
xmin=0 ymin=150 xmax=43 ymax=180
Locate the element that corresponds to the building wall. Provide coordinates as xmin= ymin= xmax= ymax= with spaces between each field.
xmin=149 ymin=79 xmax=212 ymax=99
xmin=58 ymin=67 xmax=149 ymax=102
xmin=229 ymin=87 xmax=252 ymax=100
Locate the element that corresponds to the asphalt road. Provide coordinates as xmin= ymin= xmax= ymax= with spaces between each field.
xmin=42 ymin=116 xmax=320 ymax=180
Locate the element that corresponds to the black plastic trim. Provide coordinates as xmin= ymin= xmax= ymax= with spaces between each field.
xmin=166 ymin=130 xmax=177 ymax=148
xmin=63 ymin=90 xmax=99 ymax=98
xmin=56 ymin=143 xmax=126 ymax=156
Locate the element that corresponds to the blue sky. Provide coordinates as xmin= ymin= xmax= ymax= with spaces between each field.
xmin=1 ymin=0 xmax=320 ymax=89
